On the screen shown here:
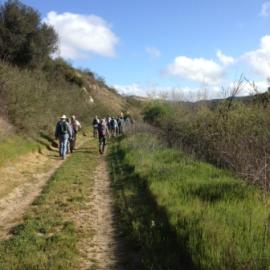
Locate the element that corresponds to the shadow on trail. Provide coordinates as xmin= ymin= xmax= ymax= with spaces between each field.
xmin=108 ymin=142 xmax=198 ymax=270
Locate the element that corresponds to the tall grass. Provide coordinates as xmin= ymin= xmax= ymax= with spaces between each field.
xmin=112 ymin=133 xmax=270 ymax=269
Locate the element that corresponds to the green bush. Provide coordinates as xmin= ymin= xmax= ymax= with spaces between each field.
xmin=143 ymin=102 xmax=174 ymax=126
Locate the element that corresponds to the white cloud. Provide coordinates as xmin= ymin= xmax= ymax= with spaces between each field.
xmin=260 ymin=2 xmax=270 ymax=17
xmin=44 ymin=11 xmax=119 ymax=60
xmin=216 ymin=50 xmax=235 ymax=65
xmin=114 ymin=84 xmax=149 ymax=97
xmin=145 ymin=47 xmax=161 ymax=58
xmin=114 ymin=83 xmax=222 ymax=101
xmin=239 ymin=80 xmax=269 ymax=95
xmin=114 ymin=80 xmax=269 ymax=101
xmin=243 ymin=35 xmax=270 ymax=79
xmin=166 ymin=56 xmax=224 ymax=85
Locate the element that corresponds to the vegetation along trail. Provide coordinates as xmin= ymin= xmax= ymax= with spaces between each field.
xmin=0 ymin=137 xmax=140 ymax=269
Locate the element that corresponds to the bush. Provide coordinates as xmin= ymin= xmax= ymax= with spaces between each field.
xmin=143 ymin=102 xmax=174 ymax=126
xmin=143 ymin=98 xmax=270 ymax=189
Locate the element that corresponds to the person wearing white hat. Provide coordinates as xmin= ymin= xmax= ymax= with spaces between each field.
xmin=55 ymin=115 xmax=72 ymax=159
xmin=70 ymin=115 xmax=81 ymax=151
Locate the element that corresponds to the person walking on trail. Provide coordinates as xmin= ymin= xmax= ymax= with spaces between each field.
xmin=70 ymin=115 xmax=81 ymax=152
xmin=117 ymin=116 xmax=125 ymax=135
xmin=55 ymin=115 xmax=72 ymax=160
xmin=110 ymin=117 xmax=118 ymax=137
xmin=66 ymin=118 xmax=74 ymax=154
xmin=97 ymin=118 xmax=110 ymax=154
xmin=107 ymin=116 xmax=112 ymax=132
xmin=92 ymin=115 xmax=100 ymax=138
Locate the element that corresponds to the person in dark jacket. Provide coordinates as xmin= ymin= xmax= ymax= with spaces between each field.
xmin=92 ymin=115 xmax=99 ymax=138
xmin=55 ymin=115 xmax=72 ymax=160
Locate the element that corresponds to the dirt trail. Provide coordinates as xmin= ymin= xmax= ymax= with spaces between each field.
xmin=0 ymin=148 xmax=64 ymax=239
xmin=76 ymin=156 xmax=132 ymax=270
xmin=0 ymin=139 xmax=138 ymax=268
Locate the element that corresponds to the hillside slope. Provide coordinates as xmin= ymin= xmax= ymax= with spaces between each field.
xmin=0 ymin=60 xmax=140 ymax=138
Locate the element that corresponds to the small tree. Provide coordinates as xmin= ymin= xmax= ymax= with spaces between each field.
xmin=0 ymin=0 xmax=58 ymax=68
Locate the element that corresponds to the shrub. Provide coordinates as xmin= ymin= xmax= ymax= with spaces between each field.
xmin=143 ymin=97 xmax=270 ymax=189
xmin=143 ymin=102 xmax=174 ymax=126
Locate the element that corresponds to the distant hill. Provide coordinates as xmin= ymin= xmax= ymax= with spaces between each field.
xmin=122 ymin=89 xmax=270 ymax=108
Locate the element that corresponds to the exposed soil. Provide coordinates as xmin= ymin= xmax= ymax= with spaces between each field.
xmin=75 ymin=156 xmax=137 ymax=270
xmin=0 ymin=148 xmax=63 ymax=240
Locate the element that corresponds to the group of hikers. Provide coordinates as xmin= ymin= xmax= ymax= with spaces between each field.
xmin=55 ymin=112 xmax=133 ymax=158
xmin=55 ymin=115 xmax=82 ymax=160
xmin=92 ymin=114 xmax=132 ymax=154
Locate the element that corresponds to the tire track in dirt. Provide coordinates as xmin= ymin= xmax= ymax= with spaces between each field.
xmin=0 ymin=149 xmax=63 ymax=240
xmin=76 ymin=156 xmax=129 ymax=270
xmin=0 ymin=138 xmax=87 ymax=240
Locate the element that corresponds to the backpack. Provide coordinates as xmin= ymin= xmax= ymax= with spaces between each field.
xmin=59 ymin=121 xmax=68 ymax=135
xmin=93 ymin=118 xmax=99 ymax=125
xmin=110 ymin=119 xmax=115 ymax=129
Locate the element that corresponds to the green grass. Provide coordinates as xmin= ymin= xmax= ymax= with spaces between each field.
xmin=0 ymin=139 xmax=97 ymax=270
xmin=0 ymin=135 xmax=40 ymax=167
xmin=109 ymin=138 xmax=196 ymax=270
xmin=109 ymin=133 xmax=270 ymax=270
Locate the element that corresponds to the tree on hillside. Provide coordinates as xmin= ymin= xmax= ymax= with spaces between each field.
xmin=0 ymin=0 xmax=58 ymax=68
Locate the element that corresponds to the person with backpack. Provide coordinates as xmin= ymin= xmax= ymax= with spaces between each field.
xmin=70 ymin=115 xmax=81 ymax=152
xmin=92 ymin=115 xmax=99 ymax=138
xmin=55 ymin=115 xmax=72 ymax=160
xmin=97 ymin=118 xmax=110 ymax=154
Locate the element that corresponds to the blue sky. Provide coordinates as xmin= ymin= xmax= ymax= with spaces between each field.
xmin=13 ymin=0 xmax=270 ymax=99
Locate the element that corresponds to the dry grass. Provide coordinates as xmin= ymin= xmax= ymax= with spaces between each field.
xmin=0 ymin=117 xmax=13 ymax=139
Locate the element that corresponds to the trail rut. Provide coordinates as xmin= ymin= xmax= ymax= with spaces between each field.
xmin=0 ymin=149 xmax=63 ymax=239
xmin=76 ymin=156 xmax=132 ymax=270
